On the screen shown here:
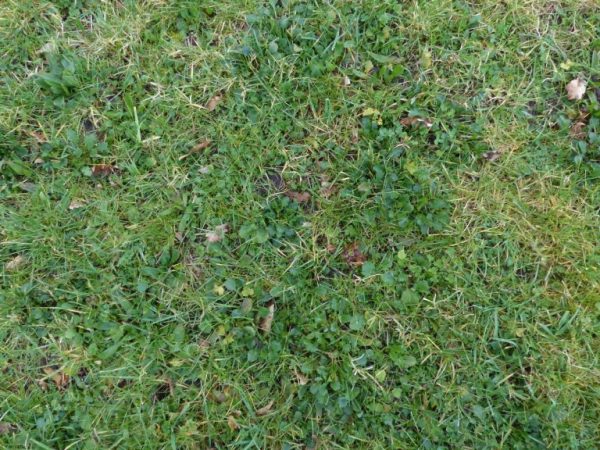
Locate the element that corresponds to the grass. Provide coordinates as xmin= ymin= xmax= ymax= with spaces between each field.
xmin=1 ymin=0 xmax=599 ymax=448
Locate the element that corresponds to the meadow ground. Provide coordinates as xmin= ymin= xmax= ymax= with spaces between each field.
xmin=1 ymin=1 xmax=599 ymax=448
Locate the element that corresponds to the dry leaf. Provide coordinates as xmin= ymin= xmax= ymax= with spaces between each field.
xmin=211 ymin=390 xmax=227 ymax=403
xmin=69 ymin=199 xmax=86 ymax=210
xmin=342 ymin=75 xmax=351 ymax=86
xmin=570 ymin=121 xmax=587 ymax=139
xmin=206 ymin=224 xmax=229 ymax=243
xmin=43 ymin=367 xmax=70 ymax=391
xmin=400 ymin=116 xmax=433 ymax=128
xmin=191 ymin=139 xmax=212 ymax=152
xmin=206 ymin=95 xmax=223 ymax=112
xmin=198 ymin=339 xmax=211 ymax=351
xmin=6 ymin=255 xmax=25 ymax=271
xmin=566 ymin=78 xmax=586 ymax=101
xmin=285 ymin=191 xmax=311 ymax=203
xmin=343 ymin=242 xmax=367 ymax=267
xmin=326 ymin=243 xmax=336 ymax=253
xmin=27 ymin=130 xmax=47 ymax=143
xmin=19 ymin=182 xmax=36 ymax=193
xmin=206 ymin=232 xmax=221 ymax=243
xmin=256 ymin=400 xmax=274 ymax=416
xmin=34 ymin=158 xmax=44 ymax=165
xmin=570 ymin=111 xmax=589 ymax=139
xmin=258 ymin=301 xmax=275 ymax=334
xmin=294 ymin=369 xmax=308 ymax=386
xmin=91 ymin=164 xmax=118 ymax=177
xmin=227 ymin=415 xmax=239 ymax=431
xmin=482 ymin=150 xmax=502 ymax=162
xmin=215 ymin=224 xmax=230 ymax=234
xmin=0 ymin=423 xmax=17 ymax=435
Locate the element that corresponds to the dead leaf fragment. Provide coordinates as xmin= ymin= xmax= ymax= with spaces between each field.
xmin=43 ymin=367 xmax=70 ymax=391
xmin=0 ymin=423 xmax=17 ymax=435
xmin=294 ymin=369 xmax=308 ymax=386
xmin=211 ymin=390 xmax=227 ymax=403
xmin=227 ymin=415 xmax=240 ymax=431
xmin=206 ymin=95 xmax=223 ymax=112
xmin=343 ymin=242 xmax=367 ymax=267
xmin=206 ymin=224 xmax=229 ymax=243
xmin=400 ymin=116 xmax=433 ymax=128
xmin=342 ymin=75 xmax=351 ymax=86
xmin=256 ymin=400 xmax=274 ymax=416
xmin=570 ymin=111 xmax=589 ymax=139
xmin=91 ymin=164 xmax=118 ymax=177
xmin=206 ymin=232 xmax=222 ymax=243
xmin=258 ymin=301 xmax=275 ymax=334
xmin=566 ymin=78 xmax=587 ymax=101
xmin=19 ymin=182 xmax=36 ymax=193
xmin=482 ymin=150 xmax=502 ymax=162
xmin=6 ymin=255 xmax=25 ymax=271
xmin=191 ymin=139 xmax=212 ymax=152
xmin=285 ymin=191 xmax=311 ymax=203
xmin=69 ymin=199 xmax=86 ymax=210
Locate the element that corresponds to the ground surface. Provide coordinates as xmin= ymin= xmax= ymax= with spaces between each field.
xmin=1 ymin=1 xmax=599 ymax=448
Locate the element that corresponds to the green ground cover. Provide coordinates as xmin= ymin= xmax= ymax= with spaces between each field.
xmin=1 ymin=0 xmax=599 ymax=448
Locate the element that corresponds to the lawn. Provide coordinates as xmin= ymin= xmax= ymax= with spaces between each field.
xmin=1 ymin=0 xmax=599 ymax=448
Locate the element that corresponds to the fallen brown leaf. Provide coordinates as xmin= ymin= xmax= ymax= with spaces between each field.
xmin=326 ymin=243 xmax=336 ymax=253
xmin=43 ymin=367 xmax=70 ymax=391
xmin=191 ymin=139 xmax=212 ymax=152
xmin=294 ymin=369 xmax=308 ymax=386
xmin=69 ymin=199 xmax=86 ymax=210
xmin=566 ymin=78 xmax=586 ymax=101
xmin=206 ymin=224 xmax=229 ymax=243
xmin=258 ymin=301 xmax=275 ymax=334
xmin=256 ymin=400 xmax=274 ymax=416
xmin=285 ymin=191 xmax=311 ymax=203
xmin=6 ymin=255 xmax=25 ymax=271
xmin=570 ymin=111 xmax=589 ymax=139
xmin=227 ymin=415 xmax=240 ymax=431
xmin=320 ymin=182 xmax=336 ymax=198
xmin=206 ymin=94 xmax=223 ymax=112
xmin=91 ymin=164 xmax=118 ymax=177
xmin=400 ymin=116 xmax=433 ymax=128
xmin=343 ymin=242 xmax=367 ymax=267
xmin=19 ymin=182 xmax=36 ymax=193
xmin=211 ymin=390 xmax=227 ymax=403
xmin=570 ymin=121 xmax=587 ymax=139
xmin=0 ymin=423 xmax=17 ymax=435
xmin=27 ymin=130 xmax=47 ymax=143
xmin=482 ymin=150 xmax=502 ymax=162
xmin=206 ymin=232 xmax=222 ymax=243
